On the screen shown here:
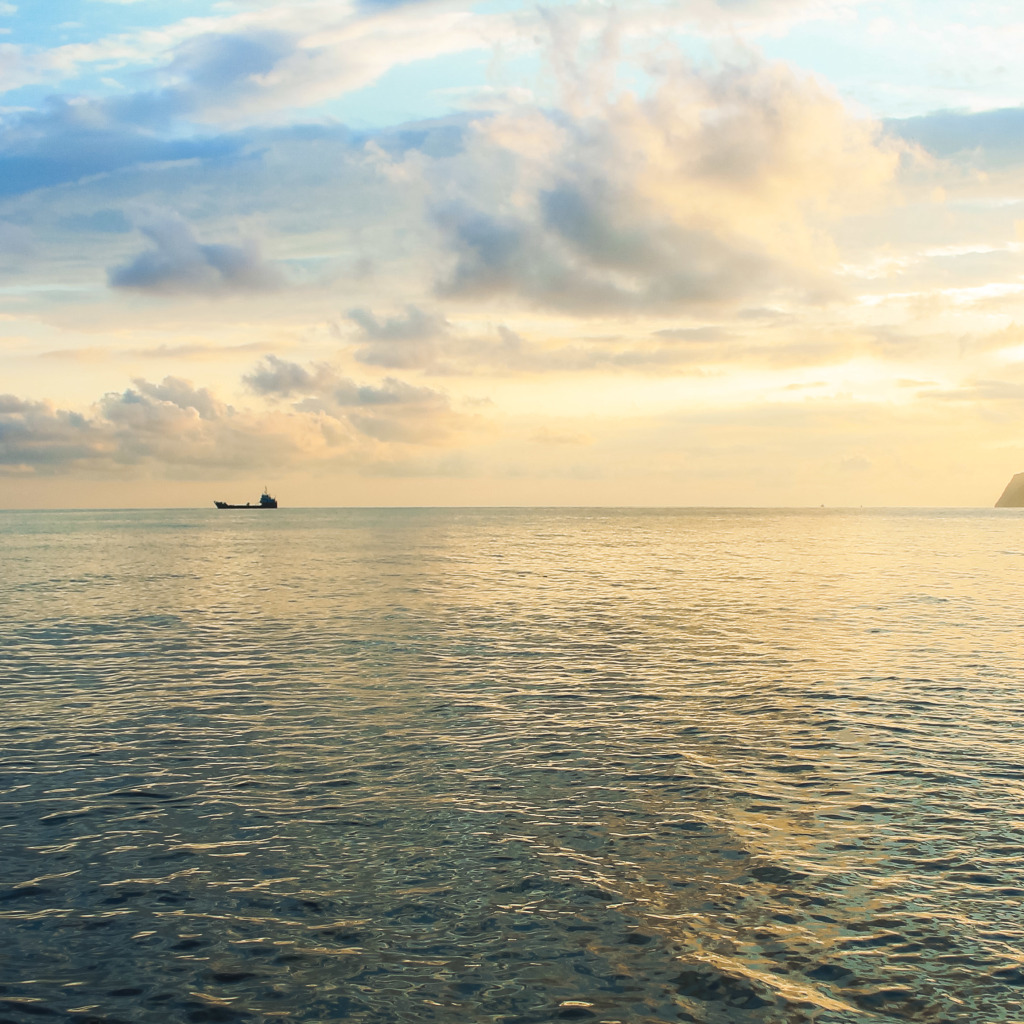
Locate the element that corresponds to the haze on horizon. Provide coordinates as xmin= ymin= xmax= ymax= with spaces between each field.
xmin=2 ymin=0 xmax=1024 ymax=509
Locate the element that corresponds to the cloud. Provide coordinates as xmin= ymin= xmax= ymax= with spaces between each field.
xmin=39 ymin=340 xmax=276 ymax=363
xmin=344 ymin=308 xmax=547 ymax=373
xmin=706 ymin=0 xmax=861 ymax=13
xmin=58 ymin=209 xmax=133 ymax=234
xmin=337 ymin=280 xmax=896 ymax=376
xmin=0 ymin=395 xmax=107 ymax=471
xmin=355 ymin=0 xmax=459 ymax=10
xmin=654 ymin=326 xmax=730 ymax=343
xmin=349 ymin=305 xmax=450 ymax=344
xmin=243 ymin=354 xmax=338 ymax=396
xmin=887 ymin=107 xmax=1024 ymax=165
xmin=0 ymin=96 xmax=244 ymax=199
xmin=0 ymin=361 xmax=479 ymax=476
xmin=436 ymin=197 xmax=782 ymax=312
xmin=108 ymin=212 xmax=286 ymax=295
xmin=0 ymin=19 xmax=909 ymax=333
xmin=170 ymin=30 xmax=292 ymax=95
xmin=100 ymin=7 xmax=499 ymax=127
xmin=347 ymin=305 xmax=451 ymax=368
xmin=340 ymin=303 xmax=853 ymax=376
xmin=918 ymin=379 xmax=1024 ymax=404
xmin=0 ymin=113 xmax=433 ymax=313
xmin=0 ymin=3 xmax=879 ymax=149
xmin=244 ymin=355 xmax=469 ymax=443
xmin=422 ymin=56 xmax=901 ymax=315
xmin=119 ymin=377 xmax=225 ymax=420
xmin=0 ymin=1 xmax=499 ymax=115
xmin=0 ymin=220 xmax=34 ymax=257
xmin=112 ymin=29 xmax=298 ymax=127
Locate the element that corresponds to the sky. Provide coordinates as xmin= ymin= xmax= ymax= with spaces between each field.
xmin=2 ymin=0 xmax=1024 ymax=508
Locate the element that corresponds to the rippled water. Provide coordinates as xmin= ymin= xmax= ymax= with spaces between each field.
xmin=2 ymin=507 xmax=1024 ymax=1024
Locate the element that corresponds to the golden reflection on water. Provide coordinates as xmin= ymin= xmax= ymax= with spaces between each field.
xmin=2 ymin=508 xmax=1024 ymax=1023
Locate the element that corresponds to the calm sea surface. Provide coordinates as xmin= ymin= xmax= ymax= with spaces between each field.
xmin=2 ymin=507 xmax=1023 ymax=1024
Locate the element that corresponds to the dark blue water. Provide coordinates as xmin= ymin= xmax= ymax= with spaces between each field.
xmin=2 ymin=508 xmax=1023 ymax=1023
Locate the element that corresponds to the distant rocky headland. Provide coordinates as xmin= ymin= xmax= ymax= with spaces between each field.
xmin=995 ymin=473 xmax=1024 ymax=507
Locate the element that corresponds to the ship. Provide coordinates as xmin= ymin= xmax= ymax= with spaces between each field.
xmin=214 ymin=487 xmax=278 ymax=510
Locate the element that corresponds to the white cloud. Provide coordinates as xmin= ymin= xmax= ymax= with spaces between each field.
xmin=0 ymin=1 xmax=506 ymax=122
xmin=418 ymin=55 xmax=901 ymax=314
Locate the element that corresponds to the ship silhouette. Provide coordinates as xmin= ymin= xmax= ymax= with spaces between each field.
xmin=214 ymin=487 xmax=278 ymax=510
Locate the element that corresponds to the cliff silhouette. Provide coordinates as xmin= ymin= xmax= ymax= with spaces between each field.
xmin=995 ymin=473 xmax=1024 ymax=507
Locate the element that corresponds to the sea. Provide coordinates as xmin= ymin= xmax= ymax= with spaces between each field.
xmin=2 ymin=507 xmax=1023 ymax=1024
